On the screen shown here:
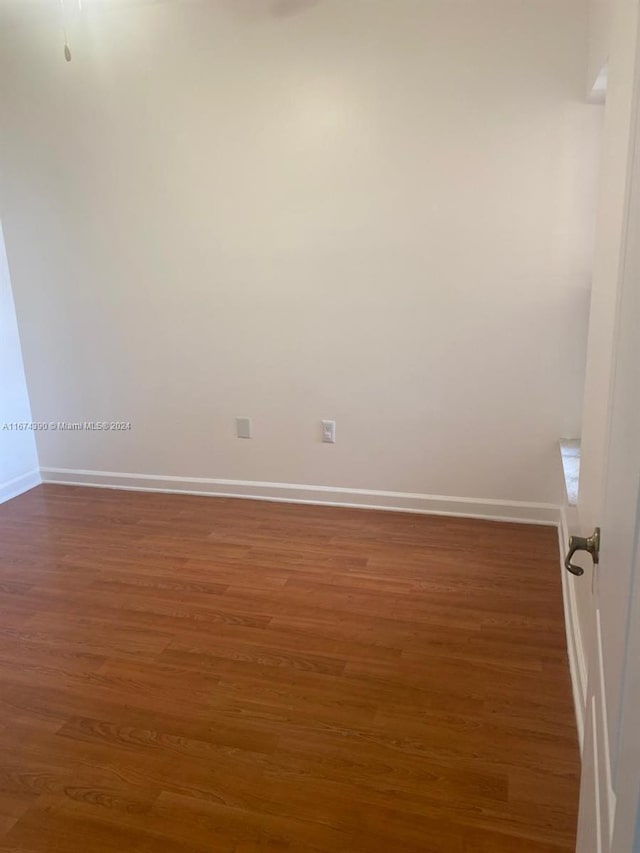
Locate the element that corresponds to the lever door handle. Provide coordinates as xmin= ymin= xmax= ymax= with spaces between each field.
xmin=565 ymin=527 xmax=600 ymax=576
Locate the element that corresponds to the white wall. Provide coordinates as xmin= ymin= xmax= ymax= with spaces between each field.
xmin=0 ymin=0 xmax=601 ymax=505
xmin=0 ymin=222 xmax=40 ymax=501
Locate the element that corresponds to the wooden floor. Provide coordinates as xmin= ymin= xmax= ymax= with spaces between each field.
xmin=0 ymin=485 xmax=579 ymax=852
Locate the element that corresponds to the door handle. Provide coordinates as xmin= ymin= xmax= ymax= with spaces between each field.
xmin=565 ymin=527 xmax=601 ymax=576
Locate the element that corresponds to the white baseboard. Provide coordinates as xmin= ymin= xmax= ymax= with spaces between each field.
xmin=559 ymin=506 xmax=588 ymax=751
xmin=39 ymin=466 xmax=561 ymax=526
xmin=0 ymin=469 xmax=42 ymax=504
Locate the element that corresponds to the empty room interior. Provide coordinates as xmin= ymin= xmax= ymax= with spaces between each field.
xmin=2 ymin=0 xmax=640 ymax=850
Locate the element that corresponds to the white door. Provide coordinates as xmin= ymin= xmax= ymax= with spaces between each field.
xmin=574 ymin=2 xmax=640 ymax=847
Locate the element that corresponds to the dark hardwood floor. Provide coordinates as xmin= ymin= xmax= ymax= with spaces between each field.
xmin=0 ymin=485 xmax=579 ymax=852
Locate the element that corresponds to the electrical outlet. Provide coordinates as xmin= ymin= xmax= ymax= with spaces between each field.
xmin=236 ymin=417 xmax=252 ymax=439
xmin=321 ymin=419 xmax=336 ymax=443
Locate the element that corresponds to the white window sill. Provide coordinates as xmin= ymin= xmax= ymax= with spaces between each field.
xmin=560 ymin=439 xmax=581 ymax=507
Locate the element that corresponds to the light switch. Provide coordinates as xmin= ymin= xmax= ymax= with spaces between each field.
xmin=236 ymin=417 xmax=252 ymax=439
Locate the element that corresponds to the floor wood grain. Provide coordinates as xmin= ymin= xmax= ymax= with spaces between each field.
xmin=0 ymin=485 xmax=579 ymax=851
